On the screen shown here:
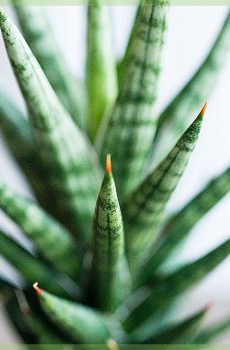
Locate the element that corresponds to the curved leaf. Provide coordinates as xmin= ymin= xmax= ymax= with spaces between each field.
xmin=97 ymin=0 xmax=170 ymax=199
xmin=123 ymin=104 xmax=205 ymax=267
xmin=13 ymin=4 xmax=85 ymax=129
xmin=0 ymin=8 xmax=102 ymax=242
xmin=87 ymin=0 xmax=118 ymax=140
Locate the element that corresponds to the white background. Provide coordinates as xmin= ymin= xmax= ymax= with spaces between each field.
xmin=0 ymin=4 xmax=230 ymax=343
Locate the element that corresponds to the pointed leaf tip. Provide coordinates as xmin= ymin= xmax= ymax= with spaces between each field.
xmin=106 ymin=154 xmax=112 ymax=174
xmin=200 ymin=101 xmax=208 ymax=116
xmin=33 ymin=282 xmax=43 ymax=296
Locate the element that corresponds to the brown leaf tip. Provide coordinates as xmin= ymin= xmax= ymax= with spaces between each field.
xmin=33 ymin=282 xmax=43 ymax=296
xmin=200 ymin=101 xmax=207 ymax=117
xmin=106 ymin=154 xmax=112 ymax=174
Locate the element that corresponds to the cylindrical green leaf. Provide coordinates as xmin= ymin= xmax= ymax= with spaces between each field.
xmin=0 ymin=9 xmax=102 ymax=243
xmin=97 ymin=0 xmax=170 ymax=200
xmin=152 ymin=10 xmax=230 ymax=166
xmin=135 ymin=166 xmax=230 ymax=288
xmin=34 ymin=284 xmax=111 ymax=344
xmin=86 ymin=0 xmax=118 ymax=140
xmin=13 ymin=4 xmax=85 ymax=129
xmin=123 ymin=104 xmax=205 ymax=267
xmin=0 ymin=182 xmax=80 ymax=279
xmin=88 ymin=155 xmax=129 ymax=312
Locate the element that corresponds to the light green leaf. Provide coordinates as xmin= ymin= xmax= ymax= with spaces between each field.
xmin=152 ymin=9 xmax=230 ymax=166
xmin=86 ymin=0 xmax=118 ymax=140
xmin=0 ymin=8 xmax=102 ymax=243
xmin=0 ymin=182 xmax=80 ymax=279
xmin=88 ymin=155 xmax=129 ymax=312
xmin=123 ymin=104 xmax=205 ymax=267
xmin=135 ymin=166 xmax=230 ymax=288
xmin=34 ymin=283 xmax=111 ymax=344
xmin=97 ymin=0 xmax=170 ymax=200
xmin=123 ymin=237 xmax=230 ymax=337
xmin=13 ymin=4 xmax=85 ymax=129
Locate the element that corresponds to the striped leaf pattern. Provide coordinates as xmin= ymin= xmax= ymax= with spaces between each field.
xmin=135 ymin=166 xmax=230 ymax=288
xmin=123 ymin=105 xmax=205 ymax=265
xmin=97 ymin=0 xmax=170 ymax=199
xmin=87 ymin=0 xmax=118 ymax=140
xmin=13 ymin=4 xmax=85 ymax=129
xmin=152 ymin=10 xmax=230 ymax=165
xmin=34 ymin=284 xmax=111 ymax=344
xmin=0 ymin=182 xmax=80 ymax=279
xmin=123 ymin=238 xmax=230 ymax=336
xmin=0 ymin=229 xmax=70 ymax=296
xmin=144 ymin=307 xmax=208 ymax=344
xmin=0 ymin=8 xmax=102 ymax=243
xmin=88 ymin=155 xmax=129 ymax=312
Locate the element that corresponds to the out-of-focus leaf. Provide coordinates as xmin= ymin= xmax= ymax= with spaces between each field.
xmin=97 ymin=0 xmax=170 ymax=200
xmin=151 ymin=10 xmax=230 ymax=166
xmin=193 ymin=318 xmax=230 ymax=344
xmin=143 ymin=307 xmax=208 ymax=344
xmin=0 ymin=8 xmax=102 ymax=243
xmin=0 ymin=183 xmax=80 ymax=279
xmin=123 ymin=105 xmax=205 ymax=267
xmin=88 ymin=155 xmax=129 ymax=312
xmin=13 ymin=4 xmax=85 ymax=129
xmin=33 ymin=283 xmax=111 ymax=344
xmin=135 ymin=166 xmax=230 ymax=288
xmin=0 ymin=229 xmax=72 ymax=297
xmin=123 ymin=238 xmax=230 ymax=339
xmin=86 ymin=0 xmax=117 ymax=140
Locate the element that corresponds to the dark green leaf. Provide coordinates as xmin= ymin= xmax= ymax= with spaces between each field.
xmin=193 ymin=318 xmax=230 ymax=344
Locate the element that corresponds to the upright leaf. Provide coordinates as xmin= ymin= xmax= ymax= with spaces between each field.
xmin=143 ymin=307 xmax=208 ymax=344
xmin=97 ymin=0 xmax=170 ymax=199
xmin=33 ymin=283 xmax=111 ymax=344
xmin=87 ymin=0 xmax=118 ymax=140
xmin=0 ymin=8 xmax=102 ymax=242
xmin=123 ymin=238 xmax=230 ymax=338
xmin=88 ymin=155 xmax=129 ymax=312
xmin=135 ymin=166 xmax=230 ymax=288
xmin=152 ymin=10 xmax=230 ymax=165
xmin=13 ymin=4 xmax=85 ymax=129
xmin=0 ymin=182 xmax=80 ymax=279
xmin=0 ymin=229 xmax=71 ymax=297
xmin=123 ymin=104 xmax=205 ymax=266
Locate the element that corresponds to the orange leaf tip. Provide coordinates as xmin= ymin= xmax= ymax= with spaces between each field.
xmin=205 ymin=302 xmax=213 ymax=311
xmin=106 ymin=154 xmax=112 ymax=174
xmin=200 ymin=101 xmax=207 ymax=117
xmin=107 ymin=339 xmax=119 ymax=350
xmin=33 ymin=282 xmax=43 ymax=296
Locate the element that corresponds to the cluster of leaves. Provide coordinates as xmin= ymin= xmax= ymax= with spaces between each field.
xmin=0 ymin=1 xmax=230 ymax=346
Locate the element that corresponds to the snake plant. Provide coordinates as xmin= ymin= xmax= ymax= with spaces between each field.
xmin=0 ymin=1 xmax=230 ymax=347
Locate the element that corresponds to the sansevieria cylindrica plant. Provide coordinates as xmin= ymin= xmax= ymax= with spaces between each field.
xmin=0 ymin=1 xmax=230 ymax=347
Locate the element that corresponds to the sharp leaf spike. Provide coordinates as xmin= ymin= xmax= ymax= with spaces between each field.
xmin=34 ymin=285 xmax=111 ymax=343
xmin=0 ymin=181 xmax=81 ymax=279
xmin=151 ymin=10 xmax=230 ymax=166
xmin=87 ymin=0 xmax=118 ymax=140
xmin=13 ymin=4 xmax=86 ymax=129
xmin=97 ymin=0 xmax=170 ymax=200
xmin=0 ymin=8 xmax=102 ymax=243
xmin=87 ymin=155 xmax=130 ymax=312
xmin=123 ymin=105 xmax=205 ymax=268
xmin=135 ymin=166 xmax=230 ymax=288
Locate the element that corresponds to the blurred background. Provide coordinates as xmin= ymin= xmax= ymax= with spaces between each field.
xmin=0 ymin=4 xmax=229 ymax=343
